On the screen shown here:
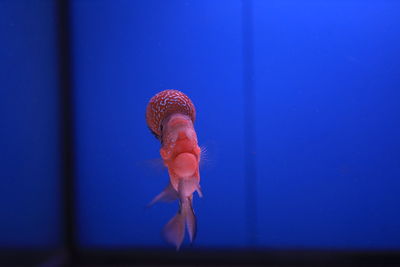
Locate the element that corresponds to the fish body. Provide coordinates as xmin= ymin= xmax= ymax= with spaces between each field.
xmin=146 ymin=90 xmax=202 ymax=249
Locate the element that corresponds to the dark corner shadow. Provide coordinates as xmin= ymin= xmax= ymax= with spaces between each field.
xmin=71 ymin=248 xmax=400 ymax=266
xmin=0 ymin=249 xmax=65 ymax=266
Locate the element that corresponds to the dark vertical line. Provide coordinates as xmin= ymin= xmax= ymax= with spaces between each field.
xmin=57 ymin=0 xmax=76 ymax=263
xmin=242 ymin=0 xmax=257 ymax=246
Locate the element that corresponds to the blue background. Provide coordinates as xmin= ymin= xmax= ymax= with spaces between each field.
xmin=1 ymin=0 xmax=400 ymax=250
xmin=0 ymin=0 xmax=61 ymax=248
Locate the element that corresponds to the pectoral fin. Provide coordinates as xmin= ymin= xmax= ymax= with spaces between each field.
xmin=147 ymin=183 xmax=178 ymax=207
xmin=196 ymin=185 xmax=203 ymax=198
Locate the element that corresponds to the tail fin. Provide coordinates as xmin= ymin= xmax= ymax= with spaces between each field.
xmin=163 ymin=206 xmax=185 ymax=250
xmin=163 ymin=197 xmax=197 ymax=250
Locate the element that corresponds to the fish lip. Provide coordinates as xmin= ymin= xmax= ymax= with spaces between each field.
xmin=173 ymin=152 xmax=197 ymax=178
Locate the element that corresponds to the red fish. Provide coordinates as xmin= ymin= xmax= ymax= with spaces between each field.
xmin=146 ymin=89 xmax=202 ymax=250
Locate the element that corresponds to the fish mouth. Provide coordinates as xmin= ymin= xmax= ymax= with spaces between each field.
xmin=173 ymin=152 xmax=197 ymax=177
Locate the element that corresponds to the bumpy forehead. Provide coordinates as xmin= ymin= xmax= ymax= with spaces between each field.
xmin=146 ymin=90 xmax=196 ymax=139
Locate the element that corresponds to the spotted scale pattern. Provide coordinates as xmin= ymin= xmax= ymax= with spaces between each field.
xmin=146 ymin=90 xmax=196 ymax=140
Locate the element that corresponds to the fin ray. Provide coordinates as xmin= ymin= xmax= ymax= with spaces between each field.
xmin=163 ymin=204 xmax=185 ymax=250
xmin=147 ymin=183 xmax=178 ymax=207
xmin=185 ymin=197 xmax=197 ymax=243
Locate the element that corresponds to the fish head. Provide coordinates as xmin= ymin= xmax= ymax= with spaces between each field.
xmin=160 ymin=113 xmax=201 ymax=192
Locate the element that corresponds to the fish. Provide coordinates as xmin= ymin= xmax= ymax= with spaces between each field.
xmin=145 ymin=89 xmax=202 ymax=250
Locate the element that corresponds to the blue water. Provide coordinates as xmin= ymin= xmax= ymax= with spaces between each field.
xmin=1 ymin=0 xmax=400 ymax=250
xmin=0 ymin=1 xmax=61 ymax=248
